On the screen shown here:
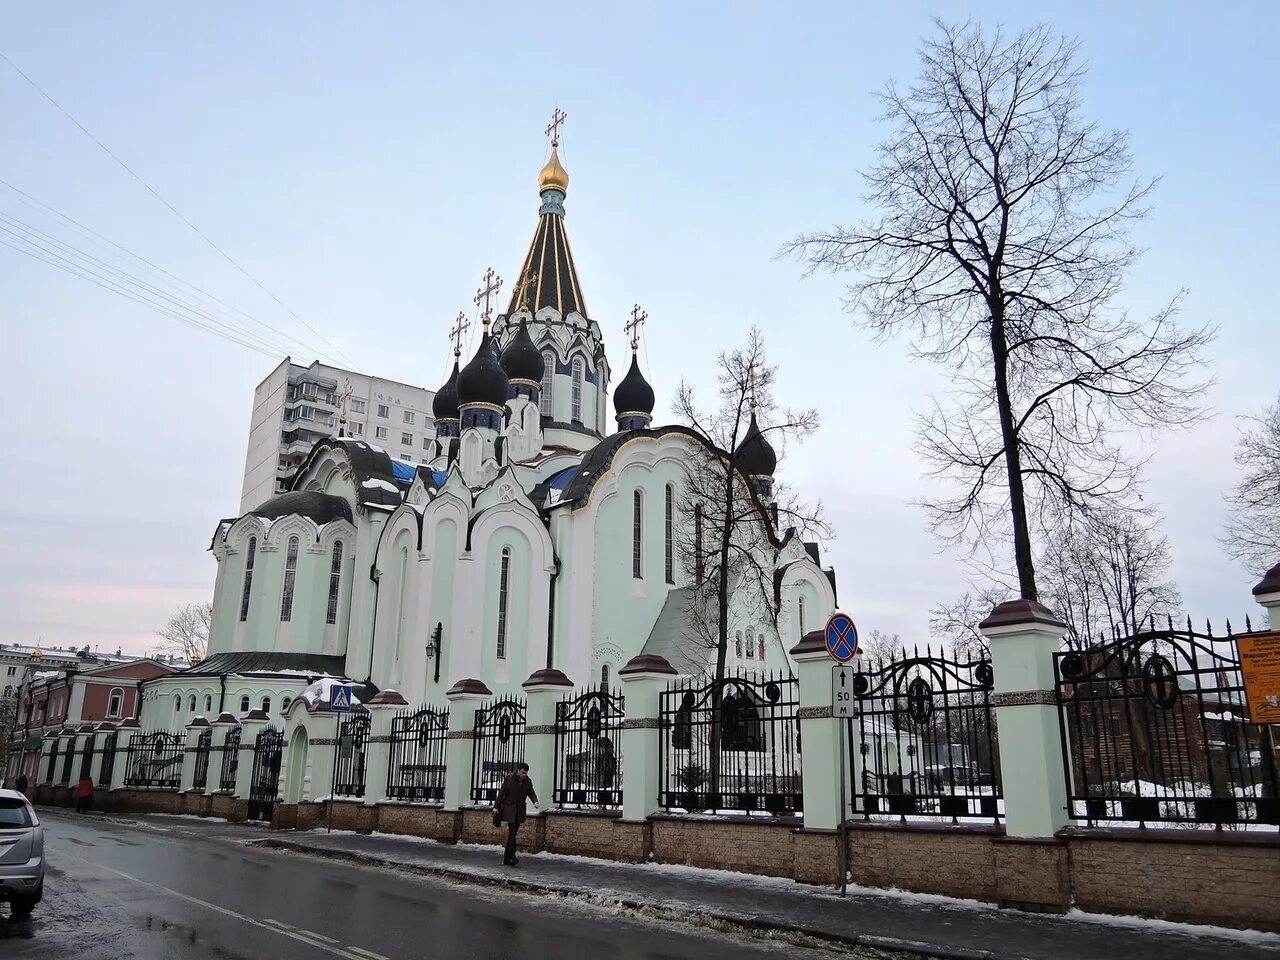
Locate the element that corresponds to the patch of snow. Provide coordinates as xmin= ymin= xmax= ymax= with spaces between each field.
xmin=1065 ymin=907 xmax=1280 ymax=945
xmin=300 ymin=676 xmax=362 ymax=708
xmin=361 ymin=478 xmax=399 ymax=493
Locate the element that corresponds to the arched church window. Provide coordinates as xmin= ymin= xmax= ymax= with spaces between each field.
xmin=542 ymin=350 xmax=558 ymax=414
xmin=239 ymin=695 xmax=251 ymax=714
xmin=632 ymin=490 xmax=644 ymax=580
xmin=173 ymin=695 xmax=181 ymax=713
xmin=745 ymin=632 xmax=754 ymax=658
xmin=758 ymin=634 xmax=766 ymax=660
xmin=239 ymin=537 xmax=257 ymax=622
xmin=203 ymin=694 xmax=212 ymax=713
xmin=496 ymin=546 xmax=512 ymax=660
xmin=571 ymin=357 xmax=584 ymax=422
xmin=393 ymin=546 xmax=409 ymax=663
xmin=281 ymin=696 xmax=292 ymax=713
xmin=798 ymin=595 xmax=807 ymax=638
xmin=601 ymin=665 xmax=610 ymax=691
xmin=261 ymin=696 xmax=271 ymax=713
xmin=326 ymin=541 xmax=344 ymax=625
xmin=280 ymin=536 xmax=300 ymax=622
xmin=188 ymin=695 xmax=196 ymax=712
xmin=664 ymin=484 xmax=675 ymax=584
xmin=735 ymin=632 xmax=743 ymax=658
xmin=107 ymin=688 xmax=123 ymax=718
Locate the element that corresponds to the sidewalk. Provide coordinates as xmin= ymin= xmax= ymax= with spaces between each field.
xmin=239 ymin=824 xmax=1279 ymax=960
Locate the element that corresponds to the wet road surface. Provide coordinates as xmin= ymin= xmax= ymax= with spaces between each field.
xmin=1 ymin=811 xmax=866 ymax=960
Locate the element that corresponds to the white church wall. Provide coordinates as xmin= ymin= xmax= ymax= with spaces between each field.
xmin=340 ymin=510 xmax=390 ymax=686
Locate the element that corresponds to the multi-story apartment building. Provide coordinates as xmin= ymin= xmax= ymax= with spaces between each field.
xmin=239 ymin=358 xmax=437 ymax=513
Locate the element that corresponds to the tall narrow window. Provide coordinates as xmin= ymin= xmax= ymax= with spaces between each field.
xmin=798 ymin=595 xmax=807 ymax=638
xmin=694 ymin=506 xmax=704 ymax=583
xmin=188 ymin=695 xmax=196 ymax=712
xmin=280 ymin=535 xmax=300 ymax=622
xmin=664 ymin=484 xmax=675 ymax=584
xmin=735 ymin=632 xmax=744 ymax=658
xmin=393 ymin=546 xmax=409 ymax=662
xmin=540 ymin=351 xmax=555 ymax=416
xmin=203 ymin=694 xmax=212 ymax=713
xmin=326 ymin=541 xmax=344 ymax=625
xmin=632 ymin=490 xmax=644 ymax=579
xmin=496 ymin=546 xmax=512 ymax=659
xmin=239 ymin=537 xmax=257 ymax=621
xmin=601 ymin=665 xmax=610 ymax=691
xmin=746 ymin=632 xmax=755 ymax=658
xmin=758 ymin=634 xmax=766 ymax=660
xmin=107 ymin=688 xmax=123 ymax=718
xmin=261 ymin=696 xmax=271 ymax=713
xmin=571 ymin=357 xmax=584 ymax=422
xmin=239 ymin=695 xmax=251 ymax=713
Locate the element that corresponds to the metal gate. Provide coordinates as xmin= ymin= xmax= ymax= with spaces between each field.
xmin=247 ymin=726 xmax=283 ymax=822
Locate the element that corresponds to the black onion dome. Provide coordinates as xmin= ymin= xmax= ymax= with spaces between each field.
xmin=736 ymin=413 xmax=777 ymax=477
xmin=613 ymin=354 xmax=655 ymax=416
xmin=456 ymin=333 xmax=510 ymax=407
xmin=500 ymin=316 xmax=545 ymax=383
xmin=249 ymin=491 xmax=354 ymax=525
xmin=432 ymin=360 xmax=461 ymax=419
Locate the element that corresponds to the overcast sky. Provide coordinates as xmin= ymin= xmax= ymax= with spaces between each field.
xmin=1 ymin=2 xmax=1276 ymax=658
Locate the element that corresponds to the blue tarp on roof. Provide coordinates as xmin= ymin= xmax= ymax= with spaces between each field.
xmin=548 ymin=466 xmax=580 ymax=491
xmin=431 ymin=469 xmax=449 ymax=486
xmin=390 ymin=460 xmax=417 ymax=485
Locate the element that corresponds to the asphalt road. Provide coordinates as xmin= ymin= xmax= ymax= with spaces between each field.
xmin=1 ymin=811 xmax=869 ymax=960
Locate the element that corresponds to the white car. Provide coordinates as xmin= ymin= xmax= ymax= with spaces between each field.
xmin=0 ymin=789 xmax=43 ymax=917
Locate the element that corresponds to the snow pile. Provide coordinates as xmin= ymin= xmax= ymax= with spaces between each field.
xmin=361 ymin=478 xmax=399 ymax=494
xmin=301 ymin=676 xmax=361 ymax=708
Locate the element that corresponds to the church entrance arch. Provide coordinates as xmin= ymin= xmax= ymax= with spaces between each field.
xmin=286 ymin=727 xmax=309 ymax=803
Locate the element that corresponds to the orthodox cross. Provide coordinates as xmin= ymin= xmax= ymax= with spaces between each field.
xmin=473 ymin=267 xmax=502 ymax=327
xmin=747 ymin=362 xmax=759 ymax=411
xmin=337 ymin=376 xmax=353 ymax=434
xmin=448 ymin=311 xmax=470 ymax=358
xmin=513 ymin=267 xmax=539 ymax=312
xmin=545 ymin=107 xmax=567 ymax=146
xmin=625 ymin=303 xmax=647 ymax=353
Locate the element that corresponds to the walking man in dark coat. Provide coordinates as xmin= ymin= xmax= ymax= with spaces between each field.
xmin=494 ymin=762 xmax=538 ymax=866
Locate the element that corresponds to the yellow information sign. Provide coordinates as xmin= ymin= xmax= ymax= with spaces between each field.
xmin=1237 ymin=631 xmax=1280 ymax=724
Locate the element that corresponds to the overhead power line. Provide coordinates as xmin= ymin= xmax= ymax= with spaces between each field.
xmin=0 ymin=50 xmax=362 ymax=371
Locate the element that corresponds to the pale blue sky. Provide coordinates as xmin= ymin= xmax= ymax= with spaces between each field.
xmin=1 ymin=2 xmax=1276 ymax=655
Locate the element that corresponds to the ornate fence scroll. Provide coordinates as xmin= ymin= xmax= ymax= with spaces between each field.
xmin=659 ymin=671 xmax=802 ymax=816
xmin=849 ymin=647 xmax=1001 ymax=822
xmin=123 ymin=731 xmax=184 ymax=789
xmin=387 ymin=706 xmax=448 ymax=803
xmin=332 ymin=713 xmax=371 ymax=798
xmin=218 ymin=727 xmax=241 ymax=792
xmin=554 ymin=687 xmax=625 ymax=809
xmin=471 ymin=698 xmax=526 ymax=804
xmin=1055 ymin=618 xmax=1280 ymax=828
xmin=192 ymin=728 xmax=213 ymax=791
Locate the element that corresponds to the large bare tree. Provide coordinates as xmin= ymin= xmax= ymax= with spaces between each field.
xmin=1221 ymin=391 xmax=1280 ymax=578
xmin=785 ymin=21 xmax=1212 ymax=600
xmin=155 ymin=601 xmax=213 ymax=663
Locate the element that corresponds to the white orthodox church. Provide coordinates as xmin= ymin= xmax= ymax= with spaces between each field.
xmin=139 ymin=130 xmax=837 ymax=728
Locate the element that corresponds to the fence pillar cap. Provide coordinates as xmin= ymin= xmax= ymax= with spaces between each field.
xmin=790 ymin=630 xmax=830 ymax=661
xmin=58 ymin=727 xmax=77 ymax=737
xmin=117 ymin=718 xmax=141 ymax=729
xmin=367 ymin=689 xmax=409 ymax=706
xmin=445 ymin=678 xmax=493 ymax=700
xmin=95 ymin=721 xmax=117 ymax=732
xmin=186 ymin=717 xmax=212 ymax=729
xmin=522 ymin=668 xmax=573 ymax=691
xmin=618 ymin=654 xmax=677 ymax=679
xmin=1252 ymin=561 xmax=1280 ymax=601
xmin=242 ymin=709 xmax=270 ymax=722
xmin=212 ymin=712 xmax=240 ymax=725
xmin=76 ymin=723 xmax=96 ymax=734
xmin=978 ymin=599 xmax=1067 ymax=633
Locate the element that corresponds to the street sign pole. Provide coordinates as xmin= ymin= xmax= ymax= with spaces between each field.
xmin=838 ymin=711 xmax=848 ymax=896
xmin=824 ymin=614 xmax=859 ymax=896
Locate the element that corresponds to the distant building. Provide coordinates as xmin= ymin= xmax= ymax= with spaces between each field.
xmin=240 ymin=359 xmax=438 ymax=514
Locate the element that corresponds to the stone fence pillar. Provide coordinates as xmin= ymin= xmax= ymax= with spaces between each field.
xmin=73 ymin=724 xmax=96 ymax=784
xmin=791 ymin=633 xmax=847 ymax=830
xmin=618 ymin=654 xmax=678 ymax=823
xmin=1253 ymin=562 xmax=1280 ymax=629
xmin=443 ymin=679 xmax=492 ymax=812
xmin=362 ymin=690 xmax=408 ymax=806
xmin=110 ymin=719 xmax=141 ymax=791
xmin=979 ymin=599 xmax=1070 ymax=838
xmin=523 ymin=669 xmax=574 ymax=812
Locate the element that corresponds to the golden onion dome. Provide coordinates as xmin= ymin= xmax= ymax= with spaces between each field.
xmin=538 ymin=143 xmax=569 ymax=194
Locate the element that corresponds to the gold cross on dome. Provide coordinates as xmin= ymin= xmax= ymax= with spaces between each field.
xmin=448 ymin=312 xmax=470 ymax=358
xmin=473 ymin=267 xmax=502 ymax=327
xmin=625 ymin=303 xmax=647 ymax=353
xmin=747 ymin=362 xmax=759 ymax=411
xmin=545 ymin=107 xmax=567 ymax=147
xmin=338 ymin=376 xmax=353 ymax=426
xmin=512 ymin=267 xmax=539 ymax=312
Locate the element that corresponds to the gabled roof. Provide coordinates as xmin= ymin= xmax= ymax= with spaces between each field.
xmin=287 ymin=437 xmax=404 ymax=510
xmin=639 ymin=587 xmax=706 ymax=676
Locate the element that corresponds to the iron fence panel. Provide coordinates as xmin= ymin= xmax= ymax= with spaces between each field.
xmin=387 ymin=706 xmax=448 ymax=803
xmin=98 ymin=732 xmax=118 ymax=786
xmin=59 ymin=738 xmax=76 ymax=785
xmin=1056 ymin=618 xmax=1280 ymax=828
xmin=247 ymin=726 xmax=283 ymax=821
xmin=218 ymin=727 xmax=241 ymax=792
xmin=659 ymin=671 xmax=801 ymax=816
xmin=850 ymin=647 xmax=1001 ymax=823
xmin=332 ymin=713 xmax=371 ymax=798
xmin=79 ymin=736 xmax=96 ymax=781
xmin=554 ymin=687 xmax=624 ymax=808
xmin=471 ymin=698 xmax=526 ymax=804
xmin=192 ymin=728 xmax=213 ymax=791
xmin=123 ymin=731 xmax=184 ymax=789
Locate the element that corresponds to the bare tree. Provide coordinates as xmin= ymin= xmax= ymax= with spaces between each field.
xmin=929 ymin=585 xmax=1006 ymax=658
xmin=155 ymin=602 xmax=213 ymax=663
xmin=1222 ymin=392 xmax=1280 ymax=578
xmin=785 ymin=21 xmax=1212 ymax=601
xmin=673 ymin=328 xmax=827 ymax=686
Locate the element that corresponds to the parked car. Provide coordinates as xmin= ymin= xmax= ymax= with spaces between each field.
xmin=0 ymin=789 xmax=43 ymax=917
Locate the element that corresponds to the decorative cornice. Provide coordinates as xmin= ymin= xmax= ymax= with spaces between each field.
xmin=797 ymin=705 xmax=832 ymax=720
xmin=446 ymin=730 xmax=475 ymax=740
xmin=620 ymin=718 xmax=661 ymax=729
xmin=368 ymin=735 xmax=393 ymax=744
xmin=991 ymin=690 xmax=1059 ymax=707
xmin=526 ymin=724 xmax=556 ymax=736
xmin=310 ymin=738 xmax=338 ymax=746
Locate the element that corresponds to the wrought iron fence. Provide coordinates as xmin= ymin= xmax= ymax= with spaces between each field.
xmin=387 ymin=706 xmax=448 ymax=803
xmin=248 ymin=726 xmax=283 ymax=821
xmin=1056 ymin=617 xmax=1280 ymax=828
xmin=849 ymin=647 xmax=1001 ymax=823
xmin=219 ymin=727 xmax=241 ymax=792
xmin=332 ymin=713 xmax=371 ymax=798
xmin=471 ymin=698 xmax=526 ymax=804
xmin=554 ymin=687 xmax=624 ymax=808
xmin=44 ymin=739 xmax=60 ymax=784
xmin=658 ymin=671 xmax=802 ymax=816
xmin=123 ymin=731 xmax=184 ymax=789
xmin=192 ymin=729 xmax=213 ymax=791
xmin=59 ymin=738 xmax=76 ymax=785
xmin=79 ymin=735 xmax=96 ymax=781
xmin=99 ymin=732 xmax=118 ymax=786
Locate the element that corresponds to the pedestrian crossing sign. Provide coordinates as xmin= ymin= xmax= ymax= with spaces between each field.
xmin=331 ymin=684 xmax=353 ymax=712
